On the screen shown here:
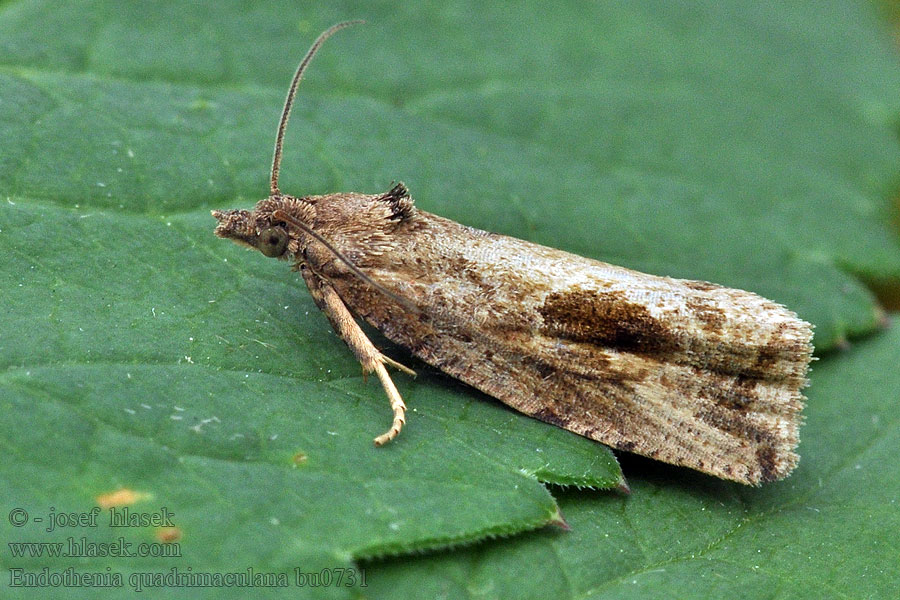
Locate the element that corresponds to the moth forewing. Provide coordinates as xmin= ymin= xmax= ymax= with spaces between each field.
xmin=212 ymin=22 xmax=814 ymax=486
xmin=318 ymin=208 xmax=813 ymax=486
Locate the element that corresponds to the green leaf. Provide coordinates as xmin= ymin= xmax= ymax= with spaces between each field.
xmin=1 ymin=1 xmax=899 ymax=599
xmin=365 ymin=317 xmax=900 ymax=599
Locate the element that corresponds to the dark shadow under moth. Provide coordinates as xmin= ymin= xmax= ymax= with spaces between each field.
xmin=212 ymin=22 xmax=814 ymax=486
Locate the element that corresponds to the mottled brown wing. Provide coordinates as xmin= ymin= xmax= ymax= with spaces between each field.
xmin=330 ymin=211 xmax=813 ymax=485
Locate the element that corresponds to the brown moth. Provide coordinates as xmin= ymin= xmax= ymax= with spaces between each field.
xmin=212 ymin=21 xmax=814 ymax=485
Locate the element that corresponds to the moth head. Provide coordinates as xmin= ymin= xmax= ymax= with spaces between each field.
xmin=212 ymin=21 xmax=363 ymax=262
xmin=211 ymin=195 xmax=314 ymax=260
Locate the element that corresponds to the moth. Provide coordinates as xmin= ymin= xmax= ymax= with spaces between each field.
xmin=213 ymin=21 xmax=814 ymax=485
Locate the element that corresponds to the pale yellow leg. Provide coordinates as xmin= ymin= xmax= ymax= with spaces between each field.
xmin=372 ymin=362 xmax=407 ymax=446
xmin=381 ymin=354 xmax=417 ymax=377
xmin=300 ymin=268 xmax=415 ymax=445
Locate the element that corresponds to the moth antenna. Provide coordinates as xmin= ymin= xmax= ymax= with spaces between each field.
xmin=272 ymin=209 xmax=421 ymax=314
xmin=270 ymin=20 xmax=365 ymax=196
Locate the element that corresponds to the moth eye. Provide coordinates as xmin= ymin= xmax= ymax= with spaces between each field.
xmin=258 ymin=227 xmax=288 ymax=257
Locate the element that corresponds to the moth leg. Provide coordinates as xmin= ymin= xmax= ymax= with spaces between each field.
xmin=371 ymin=362 xmax=407 ymax=447
xmin=380 ymin=354 xmax=416 ymax=377
xmin=302 ymin=267 xmax=410 ymax=445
